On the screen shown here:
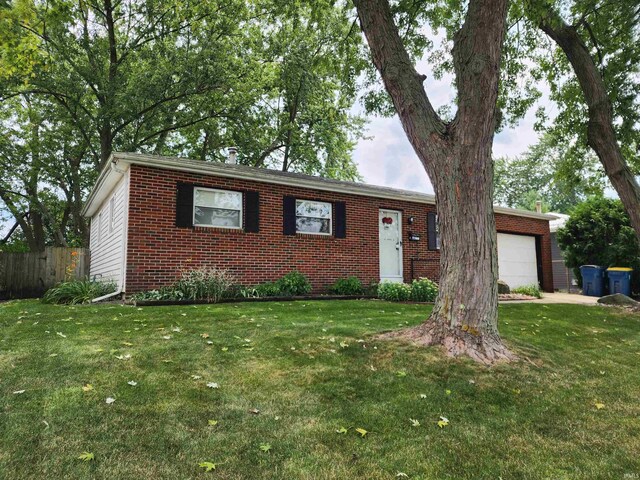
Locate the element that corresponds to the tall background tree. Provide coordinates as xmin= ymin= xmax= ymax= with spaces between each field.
xmin=493 ymin=133 xmax=605 ymax=213
xmin=0 ymin=0 xmax=365 ymax=249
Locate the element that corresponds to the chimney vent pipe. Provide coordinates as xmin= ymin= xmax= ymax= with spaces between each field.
xmin=227 ymin=147 xmax=238 ymax=165
xmin=535 ymin=200 xmax=542 ymax=214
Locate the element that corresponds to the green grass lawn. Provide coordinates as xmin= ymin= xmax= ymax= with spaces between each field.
xmin=1 ymin=300 xmax=639 ymax=479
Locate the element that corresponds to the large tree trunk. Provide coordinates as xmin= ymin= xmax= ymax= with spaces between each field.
xmin=539 ymin=13 xmax=640 ymax=240
xmin=354 ymin=0 xmax=515 ymax=363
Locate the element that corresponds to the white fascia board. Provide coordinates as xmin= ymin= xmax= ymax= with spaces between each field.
xmin=82 ymin=152 xmax=557 ymax=222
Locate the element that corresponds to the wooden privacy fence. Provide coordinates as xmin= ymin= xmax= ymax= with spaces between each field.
xmin=0 ymin=247 xmax=89 ymax=299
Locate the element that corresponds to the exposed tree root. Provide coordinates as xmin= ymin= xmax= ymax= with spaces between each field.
xmin=377 ymin=320 xmax=518 ymax=365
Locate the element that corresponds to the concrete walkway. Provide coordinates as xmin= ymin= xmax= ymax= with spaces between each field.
xmin=502 ymin=292 xmax=600 ymax=305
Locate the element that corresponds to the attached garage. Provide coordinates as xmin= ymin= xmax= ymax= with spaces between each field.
xmin=497 ymin=233 xmax=540 ymax=289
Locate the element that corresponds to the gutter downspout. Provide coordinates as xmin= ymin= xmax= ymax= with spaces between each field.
xmin=92 ymin=289 xmax=122 ymax=303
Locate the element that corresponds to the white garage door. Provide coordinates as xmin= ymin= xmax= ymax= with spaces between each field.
xmin=497 ymin=233 xmax=539 ymax=289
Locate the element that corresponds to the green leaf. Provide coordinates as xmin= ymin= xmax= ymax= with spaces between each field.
xmin=336 ymin=426 xmax=348 ymax=434
xmin=259 ymin=443 xmax=272 ymax=453
xmin=355 ymin=427 xmax=368 ymax=437
xmin=198 ymin=461 xmax=217 ymax=472
xmin=208 ymin=419 xmax=218 ymax=426
xmin=78 ymin=452 xmax=94 ymax=462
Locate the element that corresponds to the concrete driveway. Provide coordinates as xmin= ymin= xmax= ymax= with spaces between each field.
xmin=502 ymin=292 xmax=600 ymax=305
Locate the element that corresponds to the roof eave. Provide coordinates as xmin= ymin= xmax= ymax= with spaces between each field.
xmin=81 ymin=152 xmax=557 ymax=222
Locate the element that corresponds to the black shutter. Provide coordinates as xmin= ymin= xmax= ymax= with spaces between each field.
xmin=176 ymin=183 xmax=194 ymax=228
xmin=427 ymin=211 xmax=438 ymax=250
xmin=244 ymin=191 xmax=260 ymax=232
xmin=334 ymin=201 xmax=346 ymax=238
xmin=283 ymin=195 xmax=296 ymax=235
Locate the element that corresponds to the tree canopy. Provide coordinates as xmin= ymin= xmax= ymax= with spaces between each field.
xmin=0 ymin=0 xmax=365 ymax=249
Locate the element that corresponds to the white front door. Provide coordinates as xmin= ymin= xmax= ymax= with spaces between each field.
xmin=379 ymin=209 xmax=403 ymax=282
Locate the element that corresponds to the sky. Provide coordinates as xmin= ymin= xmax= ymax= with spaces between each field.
xmin=352 ymin=57 xmax=552 ymax=194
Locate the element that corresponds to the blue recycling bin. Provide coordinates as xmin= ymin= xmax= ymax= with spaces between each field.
xmin=580 ymin=265 xmax=606 ymax=297
xmin=606 ymin=268 xmax=633 ymax=296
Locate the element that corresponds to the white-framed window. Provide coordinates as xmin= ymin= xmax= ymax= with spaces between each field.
xmin=193 ymin=187 xmax=243 ymax=229
xmin=109 ymin=197 xmax=115 ymax=233
xmin=295 ymin=199 xmax=332 ymax=235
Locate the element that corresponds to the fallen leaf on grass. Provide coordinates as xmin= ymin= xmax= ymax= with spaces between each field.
xmin=336 ymin=426 xmax=348 ymax=434
xmin=208 ymin=419 xmax=218 ymax=426
xmin=259 ymin=443 xmax=272 ymax=453
xmin=206 ymin=382 xmax=219 ymax=389
xmin=437 ymin=416 xmax=449 ymax=428
xmin=78 ymin=452 xmax=94 ymax=462
xmin=198 ymin=461 xmax=217 ymax=472
xmin=12 ymin=390 xmax=25 ymax=395
xmin=201 ymin=333 xmax=210 ymax=338
xmin=396 ymin=473 xmax=409 ymax=478
xmin=419 ymin=394 xmax=427 ymax=399
xmin=595 ymin=402 xmax=605 ymax=410
xmin=191 ymin=375 xmax=202 ymax=380
xmin=162 ymin=335 xmax=171 ymax=340
xmin=127 ymin=381 xmax=137 ymax=386
xmin=82 ymin=384 xmax=93 ymax=392
xmin=409 ymin=418 xmax=420 ymax=427
xmin=355 ymin=428 xmax=368 ymax=437
xmin=396 ymin=370 xmax=407 ymax=377
xmin=105 ymin=397 xmax=116 ymax=404
xmin=445 ymin=389 xmax=451 ymax=395
xmin=249 ymin=408 xmax=260 ymax=415
xmin=122 ymin=342 xmax=133 ymax=347
xmin=56 ymin=332 xmax=67 ymax=338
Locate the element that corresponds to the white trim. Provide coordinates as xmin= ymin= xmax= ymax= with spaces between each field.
xmin=82 ymin=153 xmax=558 ymax=222
xmin=108 ymin=196 xmax=115 ymax=233
xmin=119 ymin=169 xmax=130 ymax=293
xmin=295 ymin=199 xmax=332 ymax=236
xmin=192 ymin=186 xmax=243 ymax=229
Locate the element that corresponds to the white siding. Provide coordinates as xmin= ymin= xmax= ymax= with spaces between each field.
xmin=89 ymin=172 xmax=129 ymax=290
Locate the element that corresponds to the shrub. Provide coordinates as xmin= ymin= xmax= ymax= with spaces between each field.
xmin=275 ymin=270 xmax=311 ymax=296
xmin=42 ymin=280 xmax=117 ymax=305
xmin=174 ymin=267 xmax=235 ymax=303
xmin=251 ymin=281 xmax=282 ymax=298
xmin=410 ymin=278 xmax=438 ymax=302
xmin=329 ymin=277 xmax=364 ymax=296
xmin=377 ymin=281 xmax=411 ymax=302
xmin=511 ymin=284 xmax=542 ymax=298
xmin=364 ymin=281 xmax=379 ymax=296
xmin=130 ymin=287 xmax=184 ymax=302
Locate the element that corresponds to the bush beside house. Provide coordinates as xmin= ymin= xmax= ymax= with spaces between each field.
xmin=557 ymin=197 xmax=640 ymax=293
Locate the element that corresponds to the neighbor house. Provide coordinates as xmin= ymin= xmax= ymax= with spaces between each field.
xmin=82 ymin=152 xmax=555 ymax=297
xmin=549 ymin=213 xmax=577 ymax=292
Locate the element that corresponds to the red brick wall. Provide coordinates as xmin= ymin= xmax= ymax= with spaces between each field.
xmin=125 ymin=165 xmax=553 ymax=293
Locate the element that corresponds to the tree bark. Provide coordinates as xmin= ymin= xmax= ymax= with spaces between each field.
xmin=539 ymin=13 xmax=640 ymax=240
xmin=354 ymin=0 xmax=515 ymax=363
